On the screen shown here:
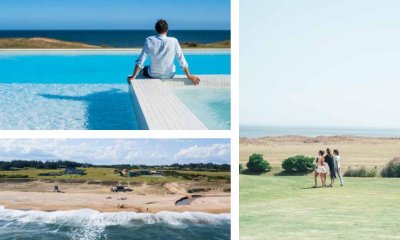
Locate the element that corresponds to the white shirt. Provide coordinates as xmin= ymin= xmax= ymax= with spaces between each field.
xmin=135 ymin=34 xmax=188 ymax=79
xmin=334 ymin=155 xmax=341 ymax=168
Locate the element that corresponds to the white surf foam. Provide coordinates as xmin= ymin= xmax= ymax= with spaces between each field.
xmin=0 ymin=206 xmax=230 ymax=226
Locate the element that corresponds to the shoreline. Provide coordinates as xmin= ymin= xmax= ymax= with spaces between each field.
xmin=0 ymin=205 xmax=231 ymax=219
xmin=240 ymin=125 xmax=400 ymax=138
xmin=240 ymin=134 xmax=400 ymax=140
xmin=0 ymin=48 xmax=230 ymax=55
xmin=0 ymin=37 xmax=231 ymax=50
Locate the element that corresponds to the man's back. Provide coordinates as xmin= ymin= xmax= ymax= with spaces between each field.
xmin=136 ymin=34 xmax=188 ymax=79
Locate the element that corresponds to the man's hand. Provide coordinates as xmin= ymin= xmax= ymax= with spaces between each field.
xmin=188 ymin=75 xmax=200 ymax=85
xmin=183 ymin=67 xmax=200 ymax=85
xmin=127 ymin=65 xmax=141 ymax=83
xmin=127 ymin=75 xmax=136 ymax=83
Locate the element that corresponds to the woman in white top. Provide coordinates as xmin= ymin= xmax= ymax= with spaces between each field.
xmin=314 ymin=150 xmax=328 ymax=188
xmin=333 ymin=149 xmax=344 ymax=186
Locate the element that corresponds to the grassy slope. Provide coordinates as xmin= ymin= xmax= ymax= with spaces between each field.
xmin=181 ymin=40 xmax=230 ymax=48
xmin=0 ymin=167 xmax=230 ymax=183
xmin=240 ymin=174 xmax=400 ymax=240
xmin=0 ymin=37 xmax=230 ymax=49
xmin=0 ymin=37 xmax=101 ymax=48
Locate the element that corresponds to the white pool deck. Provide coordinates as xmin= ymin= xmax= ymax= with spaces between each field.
xmin=128 ymin=75 xmax=230 ymax=130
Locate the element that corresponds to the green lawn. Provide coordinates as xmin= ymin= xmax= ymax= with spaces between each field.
xmin=0 ymin=167 xmax=230 ymax=183
xmin=240 ymin=174 xmax=400 ymax=240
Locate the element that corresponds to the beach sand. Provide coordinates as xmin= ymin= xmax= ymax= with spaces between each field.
xmin=0 ymin=181 xmax=230 ymax=213
xmin=240 ymin=135 xmax=400 ymax=168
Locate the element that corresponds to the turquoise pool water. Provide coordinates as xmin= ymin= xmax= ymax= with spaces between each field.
xmin=0 ymin=52 xmax=230 ymax=84
xmin=173 ymin=88 xmax=230 ymax=130
xmin=0 ymin=84 xmax=136 ymax=130
xmin=0 ymin=51 xmax=230 ymax=130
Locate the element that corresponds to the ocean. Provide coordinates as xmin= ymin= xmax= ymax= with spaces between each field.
xmin=240 ymin=125 xmax=400 ymax=138
xmin=0 ymin=30 xmax=230 ymax=48
xmin=0 ymin=207 xmax=230 ymax=240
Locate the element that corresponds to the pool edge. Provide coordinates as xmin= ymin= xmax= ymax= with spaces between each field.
xmin=128 ymin=78 xmax=210 ymax=130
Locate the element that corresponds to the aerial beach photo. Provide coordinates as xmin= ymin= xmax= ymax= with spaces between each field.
xmin=0 ymin=138 xmax=231 ymax=239
xmin=0 ymin=0 xmax=231 ymax=130
xmin=240 ymin=1 xmax=400 ymax=239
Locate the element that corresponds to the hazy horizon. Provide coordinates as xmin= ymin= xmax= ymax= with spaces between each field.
xmin=240 ymin=124 xmax=400 ymax=129
xmin=239 ymin=124 xmax=400 ymax=138
xmin=0 ymin=29 xmax=230 ymax=31
xmin=240 ymin=0 xmax=400 ymax=129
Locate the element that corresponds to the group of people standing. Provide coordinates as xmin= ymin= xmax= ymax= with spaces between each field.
xmin=314 ymin=148 xmax=344 ymax=188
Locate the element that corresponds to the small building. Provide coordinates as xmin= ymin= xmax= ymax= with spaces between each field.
xmin=64 ymin=167 xmax=85 ymax=175
xmin=139 ymin=170 xmax=151 ymax=175
xmin=150 ymin=171 xmax=165 ymax=177
xmin=127 ymin=171 xmax=141 ymax=177
xmin=126 ymin=170 xmax=165 ymax=177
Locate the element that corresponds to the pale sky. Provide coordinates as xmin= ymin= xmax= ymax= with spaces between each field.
xmin=0 ymin=139 xmax=230 ymax=165
xmin=0 ymin=0 xmax=230 ymax=30
xmin=240 ymin=0 xmax=400 ymax=128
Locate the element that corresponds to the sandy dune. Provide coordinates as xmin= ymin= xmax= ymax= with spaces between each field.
xmin=0 ymin=181 xmax=230 ymax=214
xmin=240 ymin=135 xmax=400 ymax=167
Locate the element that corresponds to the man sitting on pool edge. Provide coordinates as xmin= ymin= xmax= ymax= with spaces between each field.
xmin=127 ymin=19 xmax=200 ymax=85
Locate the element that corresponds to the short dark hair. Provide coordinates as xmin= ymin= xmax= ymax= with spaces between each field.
xmin=333 ymin=149 xmax=339 ymax=155
xmin=155 ymin=19 xmax=168 ymax=34
xmin=318 ymin=150 xmax=325 ymax=156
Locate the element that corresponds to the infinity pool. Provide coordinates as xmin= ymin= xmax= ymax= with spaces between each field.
xmin=173 ymin=88 xmax=230 ymax=130
xmin=0 ymin=51 xmax=230 ymax=130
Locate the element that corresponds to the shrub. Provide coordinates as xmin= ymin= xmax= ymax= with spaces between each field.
xmin=0 ymin=174 xmax=29 ymax=178
xmin=344 ymin=166 xmax=378 ymax=177
xmin=381 ymin=157 xmax=400 ymax=177
xmin=239 ymin=164 xmax=243 ymax=173
xmin=282 ymin=155 xmax=315 ymax=173
xmin=246 ymin=153 xmax=271 ymax=174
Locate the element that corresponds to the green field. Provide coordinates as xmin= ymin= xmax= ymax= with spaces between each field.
xmin=240 ymin=174 xmax=400 ymax=240
xmin=0 ymin=167 xmax=230 ymax=183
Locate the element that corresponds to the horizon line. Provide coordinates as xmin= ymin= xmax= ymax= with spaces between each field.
xmin=240 ymin=124 xmax=400 ymax=130
xmin=0 ymin=160 xmax=231 ymax=166
xmin=0 ymin=29 xmax=231 ymax=31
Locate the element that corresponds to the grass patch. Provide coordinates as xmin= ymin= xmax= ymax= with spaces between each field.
xmin=181 ymin=40 xmax=230 ymax=48
xmin=240 ymin=174 xmax=400 ymax=239
xmin=0 ymin=174 xmax=29 ymax=178
xmin=0 ymin=37 xmax=101 ymax=48
xmin=0 ymin=37 xmax=230 ymax=49
xmin=0 ymin=167 xmax=229 ymax=183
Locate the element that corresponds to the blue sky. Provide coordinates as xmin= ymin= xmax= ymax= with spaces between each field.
xmin=0 ymin=0 xmax=230 ymax=30
xmin=0 ymin=139 xmax=230 ymax=165
xmin=240 ymin=0 xmax=400 ymax=128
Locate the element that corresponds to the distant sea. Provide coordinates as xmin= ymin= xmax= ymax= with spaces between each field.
xmin=0 ymin=30 xmax=230 ymax=48
xmin=240 ymin=125 xmax=400 ymax=138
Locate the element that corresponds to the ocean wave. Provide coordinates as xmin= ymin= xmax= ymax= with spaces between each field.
xmin=0 ymin=206 xmax=230 ymax=227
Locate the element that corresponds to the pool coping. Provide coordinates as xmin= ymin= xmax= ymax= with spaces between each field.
xmin=0 ymin=48 xmax=230 ymax=55
xmin=128 ymin=75 xmax=230 ymax=130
